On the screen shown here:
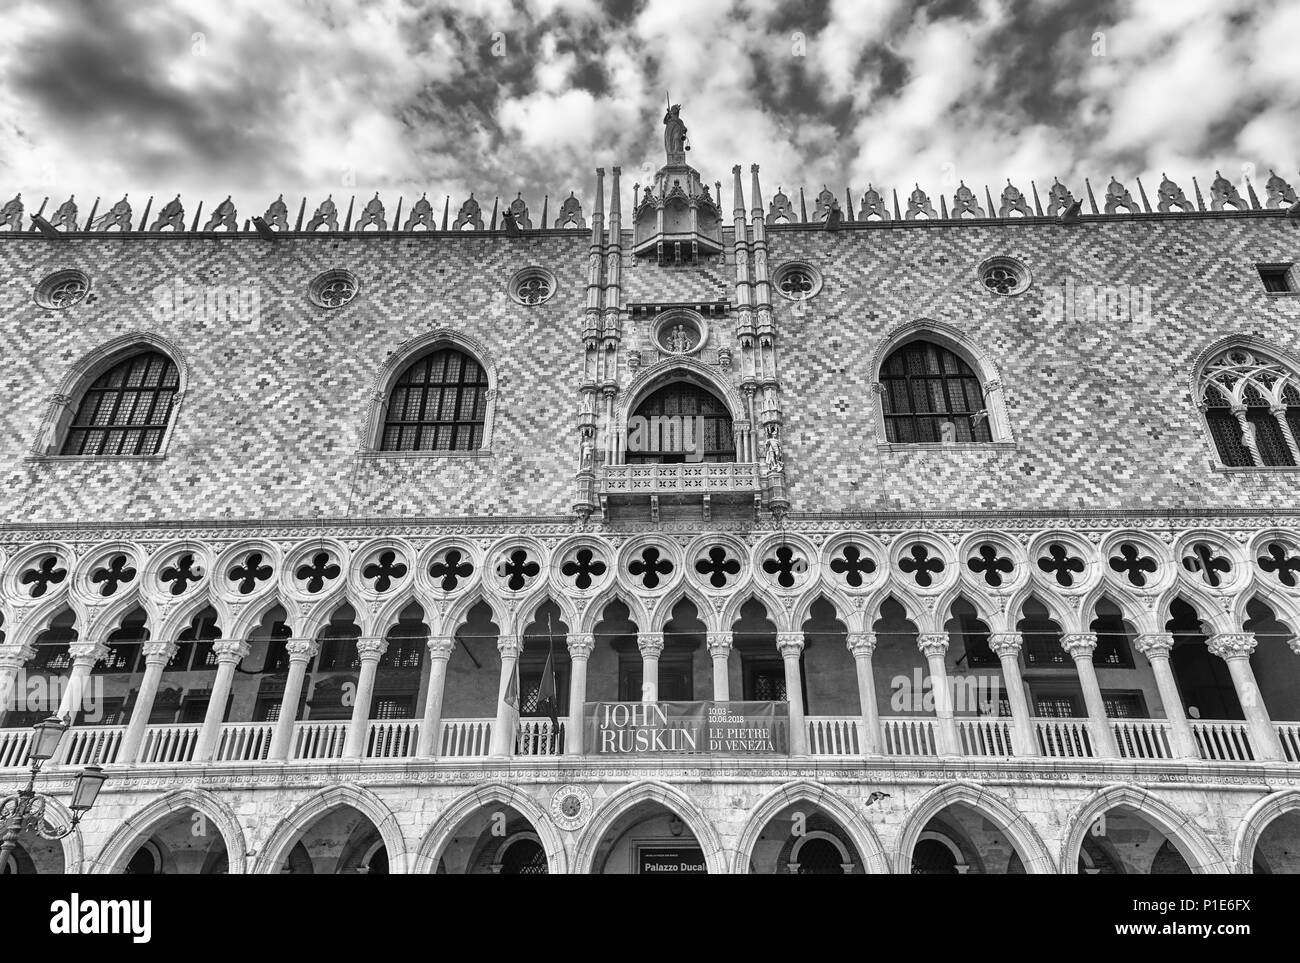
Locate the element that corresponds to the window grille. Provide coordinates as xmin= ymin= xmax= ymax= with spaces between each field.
xmin=61 ymin=351 xmax=179 ymax=456
xmin=380 ymin=348 xmax=488 ymax=452
xmin=880 ymin=341 xmax=992 ymax=443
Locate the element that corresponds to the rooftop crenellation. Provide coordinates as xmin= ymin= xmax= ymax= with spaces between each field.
xmin=1 ymin=167 xmax=1297 ymax=240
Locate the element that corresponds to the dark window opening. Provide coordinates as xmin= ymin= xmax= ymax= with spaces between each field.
xmin=62 ymin=351 xmax=179 ymax=456
xmin=625 ymin=381 xmax=735 ymax=464
xmin=1259 ymin=265 xmax=1294 ymax=293
xmin=880 ymin=340 xmax=992 ymax=444
xmin=380 ymin=347 xmax=488 ymax=452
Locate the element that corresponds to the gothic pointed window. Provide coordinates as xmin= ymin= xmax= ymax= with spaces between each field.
xmin=381 ymin=347 xmax=489 ymax=452
xmin=1197 ymin=346 xmax=1299 ymax=467
xmin=61 ymin=351 xmax=179 ymax=456
xmin=626 ymin=381 xmax=735 ymax=464
xmin=879 ymin=341 xmax=992 ymax=444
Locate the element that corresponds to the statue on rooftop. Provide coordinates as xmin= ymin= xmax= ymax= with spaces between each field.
xmin=664 ymin=103 xmax=688 ymax=163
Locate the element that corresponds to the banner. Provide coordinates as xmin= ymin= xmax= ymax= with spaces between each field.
xmin=584 ymin=701 xmax=788 ymax=755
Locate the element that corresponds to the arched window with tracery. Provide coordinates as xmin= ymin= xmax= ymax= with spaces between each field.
xmin=879 ymin=340 xmax=992 ymax=444
xmin=380 ymin=347 xmax=489 ymax=452
xmin=1197 ymin=346 xmax=1300 ymax=467
xmin=626 ymin=381 xmax=735 ymax=464
xmin=60 ymin=351 xmax=179 ymax=456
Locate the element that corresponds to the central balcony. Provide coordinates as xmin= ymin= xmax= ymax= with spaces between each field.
xmin=4 ymin=716 xmax=1297 ymax=769
xmin=598 ymin=462 xmax=762 ymax=520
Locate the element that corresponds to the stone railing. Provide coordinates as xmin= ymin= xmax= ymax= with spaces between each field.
xmin=3 ymin=716 xmax=1299 ymax=768
xmin=600 ymin=462 xmax=759 ymax=495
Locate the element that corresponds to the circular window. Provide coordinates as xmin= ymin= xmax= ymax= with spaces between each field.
xmin=308 ymin=269 xmax=360 ymax=308
xmin=773 ymin=261 xmax=823 ymax=301
xmin=509 ymin=267 xmax=556 ymax=305
xmin=978 ymin=257 xmax=1030 ymax=296
xmin=35 ymin=269 xmax=90 ymax=309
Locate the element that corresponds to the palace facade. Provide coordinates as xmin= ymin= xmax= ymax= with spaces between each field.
xmin=3 ymin=115 xmax=1300 ymax=874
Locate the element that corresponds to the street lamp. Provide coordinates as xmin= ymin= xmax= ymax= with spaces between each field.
xmin=0 ymin=715 xmax=107 ymax=873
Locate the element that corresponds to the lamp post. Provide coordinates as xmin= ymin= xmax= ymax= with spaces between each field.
xmin=0 ymin=715 xmax=107 ymax=872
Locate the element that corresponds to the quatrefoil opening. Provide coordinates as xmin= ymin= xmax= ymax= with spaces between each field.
xmin=898 ymin=544 xmax=944 ymax=588
xmin=829 ymin=544 xmax=876 ymax=588
xmin=296 ymin=552 xmax=341 ymax=594
xmin=1037 ymin=543 xmax=1085 ymax=587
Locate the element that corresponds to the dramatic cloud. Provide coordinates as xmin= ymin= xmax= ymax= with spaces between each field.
xmin=0 ymin=0 xmax=1296 ymax=220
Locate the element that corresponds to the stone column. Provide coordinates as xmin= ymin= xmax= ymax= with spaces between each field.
xmin=1060 ymin=633 xmax=1119 ymax=758
xmin=845 ymin=632 xmax=880 ymax=755
xmin=120 ymin=641 xmax=177 ymax=763
xmin=777 ymin=633 xmax=808 ymax=755
xmin=706 ymin=632 xmax=731 ymax=701
xmin=490 ymin=635 xmax=521 ymax=758
xmin=194 ymin=640 xmax=250 ymax=762
xmin=637 ymin=632 xmax=664 ymax=703
xmin=0 ymin=644 xmax=33 ymax=725
xmin=415 ymin=637 xmax=455 ymax=759
xmin=1133 ymin=633 xmax=1199 ymax=759
xmin=917 ymin=634 xmax=961 ymax=755
xmin=987 ymin=633 xmax=1039 ymax=757
xmin=343 ymin=638 xmax=389 ymax=760
xmin=1207 ymin=632 xmax=1284 ymax=761
xmin=56 ymin=641 xmax=109 ymax=722
xmin=565 ymin=633 xmax=594 ymax=755
xmin=269 ymin=639 xmax=319 ymax=762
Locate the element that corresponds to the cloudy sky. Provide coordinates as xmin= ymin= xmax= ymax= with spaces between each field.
xmin=1 ymin=0 xmax=1297 ymax=222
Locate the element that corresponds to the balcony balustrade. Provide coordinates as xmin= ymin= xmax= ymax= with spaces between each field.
xmin=0 ymin=716 xmax=1297 ymax=768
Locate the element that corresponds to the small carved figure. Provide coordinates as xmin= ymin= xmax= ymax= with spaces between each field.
xmin=664 ymin=323 xmax=696 ymax=353
xmin=940 ymin=420 xmax=957 ymax=444
xmin=0 ymin=194 xmax=23 ymax=230
xmin=578 ymin=428 xmax=595 ymax=473
xmin=762 ymin=424 xmax=784 ymax=475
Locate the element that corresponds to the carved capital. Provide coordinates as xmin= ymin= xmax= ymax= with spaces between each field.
xmin=211 ymin=639 xmax=250 ymax=664
xmin=845 ymin=632 xmax=877 ymax=658
xmin=497 ymin=635 xmax=521 ymax=659
xmin=916 ymin=633 xmax=949 ymax=658
xmin=426 ymin=637 xmax=455 ymax=661
xmin=706 ymin=632 xmax=732 ymax=657
xmin=1207 ymin=632 xmax=1257 ymax=661
xmin=141 ymin=641 xmax=179 ymax=664
xmin=776 ymin=632 xmax=804 ymax=657
xmin=567 ymin=633 xmax=595 ymax=660
xmin=637 ymin=632 xmax=664 ymax=658
xmin=67 ymin=642 xmax=110 ymax=665
xmin=0 ymin=644 xmax=35 ymax=670
xmin=1060 ymin=633 xmax=1097 ymax=658
xmin=987 ymin=632 xmax=1023 ymax=658
xmin=284 ymin=639 xmax=320 ymax=663
xmin=356 ymin=638 xmax=388 ymax=661
xmin=1133 ymin=632 xmax=1175 ymax=660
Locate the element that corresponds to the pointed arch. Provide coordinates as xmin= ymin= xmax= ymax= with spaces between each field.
xmin=650 ymin=582 xmax=712 ymax=633
xmin=731 ymin=780 xmax=890 ymax=874
xmin=90 ymin=788 xmax=247 ymax=874
xmin=573 ymin=780 xmax=728 ymax=875
xmin=1009 ymin=586 xmax=1068 ymax=629
xmin=1081 ymin=584 xmax=1148 ymax=634
xmin=34 ymin=331 xmax=190 ymax=457
xmin=413 ymin=782 xmax=566 ymax=874
xmin=1234 ymin=789 xmax=1300 ymax=874
xmin=444 ymin=588 xmax=506 ymax=636
xmin=938 ymin=586 xmax=997 ymax=627
xmin=868 ymin=585 xmax=924 ymax=632
xmin=227 ymin=588 xmax=294 ymax=640
xmin=894 ymin=780 xmax=1054 ymax=874
xmin=581 ymin=586 xmax=645 ymax=634
xmin=792 ymin=587 xmax=853 ymax=631
xmin=869 ymin=318 xmax=1013 ymax=444
xmin=722 ymin=586 xmax=789 ymax=633
xmin=518 ymin=593 xmax=578 ymax=636
xmin=360 ymin=328 xmax=499 ymax=453
xmin=616 ymin=355 xmax=746 ymax=425
xmin=1156 ymin=585 xmax=1232 ymax=635
xmin=151 ymin=585 xmax=222 ymax=642
xmin=253 ymin=783 xmax=408 ymax=874
xmin=1060 ymin=784 xmax=1228 ymax=874
xmin=1235 ymin=586 xmax=1300 ymax=633
xmin=10 ymin=599 xmax=78 ymax=651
